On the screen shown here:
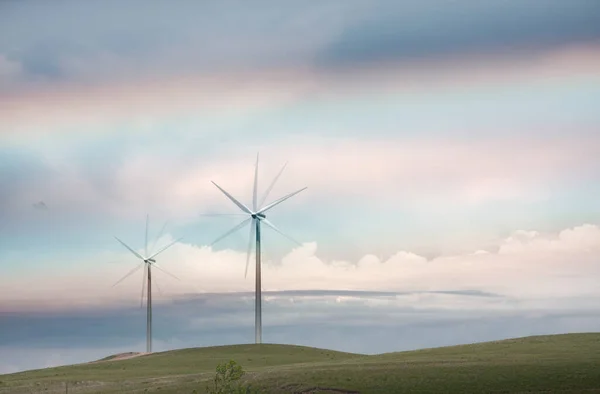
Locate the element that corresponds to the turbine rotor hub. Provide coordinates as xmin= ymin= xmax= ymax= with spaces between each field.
xmin=252 ymin=212 xmax=266 ymax=220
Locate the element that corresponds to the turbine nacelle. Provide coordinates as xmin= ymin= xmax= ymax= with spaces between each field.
xmin=145 ymin=258 xmax=156 ymax=264
xmin=252 ymin=212 xmax=266 ymax=220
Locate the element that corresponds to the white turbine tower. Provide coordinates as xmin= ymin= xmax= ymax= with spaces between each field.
xmin=208 ymin=154 xmax=306 ymax=344
xmin=112 ymin=215 xmax=182 ymax=353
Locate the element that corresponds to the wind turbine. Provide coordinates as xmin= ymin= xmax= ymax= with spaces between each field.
xmin=112 ymin=215 xmax=182 ymax=353
xmin=208 ymin=154 xmax=306 ymax=344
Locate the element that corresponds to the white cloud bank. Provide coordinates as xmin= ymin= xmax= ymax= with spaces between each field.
xmin=1 ymin=224 xmax=599 ymax=311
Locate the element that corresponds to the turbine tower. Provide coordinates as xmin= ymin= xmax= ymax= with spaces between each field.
xmin=209 ymin=154 xmax=306 ymax=344
xmin=112 ymin=215 xmax=182 ymax=353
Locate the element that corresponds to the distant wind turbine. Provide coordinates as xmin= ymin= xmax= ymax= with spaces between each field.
xmin=207 ymin=153 xmax=306 ymax=344
xmin=112 ymin=215 xmax=182 ymax=353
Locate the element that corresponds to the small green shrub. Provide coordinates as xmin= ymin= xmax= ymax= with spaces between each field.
xmin=206 ymin=360 xmax=261 ymax=394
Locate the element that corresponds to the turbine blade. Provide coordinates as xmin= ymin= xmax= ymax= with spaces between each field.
xmin=153 ymin=263 xmax=180 ymax=281
xmin=154 ymin=275 xmax=163 ymax=296
xmin=150 ymin=219 xmax=169 ymax=256
xmin=211 ymin=181 xmax=252 ymax=214
xmin=141 ymin=264 xmax=148 ymax=308
xmin=114 ymin=237 xmax=144 ymax=260
xmin=147 ymin=237 xmax=184 ymax=260
xmin=252 ymin=153 xmax=259 ymax=211
xmin=259 ymin=161 xmax=287 ymax=209
xmin=245 ymin=218 xmax=256 ymax=278
xmin=210 ymin=217 xmax=251 ymax=246
xmin=198 ymin=213 xmax=247 ymax=217
xmin=145 ymin=214 xmax=149 ymax=257
xmin=262 ymin=218 xmax=302 ymax=246
xmin=112 ymin=263 xmax=144 ymax=288
xmin=258 ymin=187 xmax=307 ymax=214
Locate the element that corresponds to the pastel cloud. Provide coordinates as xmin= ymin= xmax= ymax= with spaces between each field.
xmin=2 ymin=0 xmax=598 ymax=90
xmin=1 ymin=224 xmax=599 ymax=310
xmin=0 ymin=1 xmax=349 ymax=82
xmin=4 ymin=132 xmax=598 ymax=227
xmin=318 ymin=0 xmax=600 ymax=67
xmin=2 ymin=43 xmax=600 ymax=135
xmin=0 ymin=55 xmax=23 ymax=87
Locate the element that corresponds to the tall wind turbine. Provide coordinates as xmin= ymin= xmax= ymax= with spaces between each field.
xmin=209 ymin=154 xmax=306 ymax=344
xmin=112 ymin=215 xmax=182 ymax=353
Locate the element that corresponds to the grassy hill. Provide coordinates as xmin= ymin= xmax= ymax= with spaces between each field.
xmin=1 ymin=333 xmax=599 ymax=393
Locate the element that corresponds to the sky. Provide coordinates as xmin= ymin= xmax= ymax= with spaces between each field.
xmin=1 ymin=0 xmax=600 ymax=374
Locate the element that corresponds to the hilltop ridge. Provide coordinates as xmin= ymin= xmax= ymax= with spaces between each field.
xmin=1 ymin=333 xmax=599 ymax=393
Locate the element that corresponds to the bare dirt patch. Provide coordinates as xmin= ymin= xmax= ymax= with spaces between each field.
xmin=281 ymin=383 xmax=359 ymax=394
xmin=92 ymin=352 xmax=148 ymax=363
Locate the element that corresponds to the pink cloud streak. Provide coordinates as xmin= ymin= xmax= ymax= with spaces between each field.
xmin=2 ymin=44 xmax=599 ymax=136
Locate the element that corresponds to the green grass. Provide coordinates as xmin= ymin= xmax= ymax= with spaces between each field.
xmin=1 ymin=333 xmax=599 ymax=393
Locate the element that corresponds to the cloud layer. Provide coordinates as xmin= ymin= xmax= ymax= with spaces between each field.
xmin=2 ymin=0 xmax=599 ymax=91
xmin=2 ymin=224 xmax=599 ymax=309
xmin=318 ymin=0 xmax=600 ymax=67
xmin=3 ymin=131 xmax=599 ymax=221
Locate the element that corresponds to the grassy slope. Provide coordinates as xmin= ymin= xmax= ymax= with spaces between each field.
xmin=1 ymin=333 xmax=599 ymax=393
